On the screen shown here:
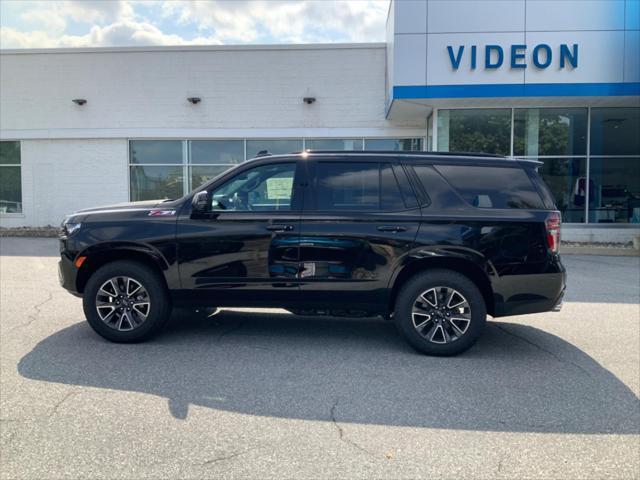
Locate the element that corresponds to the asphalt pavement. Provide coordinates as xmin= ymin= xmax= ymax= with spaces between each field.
xmin=1 ymin=237 xmax=639 ymax=479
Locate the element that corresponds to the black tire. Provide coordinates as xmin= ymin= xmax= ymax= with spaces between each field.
xmin=83 ymin=260 xmax=172 ymax=342
xmin=394 ymin=269 xmax=486 ymax=356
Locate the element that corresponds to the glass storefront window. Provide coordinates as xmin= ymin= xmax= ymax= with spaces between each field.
xmin=590 ymin=108 xmax=640 ymax=156
xmin=588 ymin=157 xmax=640 ymax=224
xmin=537 ymin=158 xmax=587 ymax=223
xmin=364 ymin=138 xmax=423 ymax=151
xmin=130 ymin=140 xmax=183 ymax=164
xmin=126 ymin=124 xmax=640 ymax=225
xmin=246 ymin=139 xmax=303 ymax=158
xmin=0 ymin=141 xmax=22 ymax=213
xmin=190 ymin=165 xmax=234 ymax=191
xmin=514 ymin=108 xmax=587 ymax=156
xmin=437 ymin=109 xmax=511 ymax=155
xmin=130 ymin=165 xmax=184 ymax=201
xmin=305 ymin=139 xmax=364 ymax=150
xmin=190 ymin=140 xmax=244 ymax=164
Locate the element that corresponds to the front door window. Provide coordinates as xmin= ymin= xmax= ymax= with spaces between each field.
xmin=209 ymin=163 xmax=296 ymax=212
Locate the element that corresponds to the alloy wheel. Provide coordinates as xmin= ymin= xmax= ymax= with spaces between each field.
xmin=95 ymin=276 xmax=151 ymax=331
xmin=411 ymin=286 xmax=471 ymax=344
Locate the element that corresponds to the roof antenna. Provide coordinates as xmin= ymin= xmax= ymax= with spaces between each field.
xmin=255 ymin=150 xmax=271 ymax=157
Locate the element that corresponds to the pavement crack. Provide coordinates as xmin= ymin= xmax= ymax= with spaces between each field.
xmin=48 ymin=392 xmax=79 ymax=418
xmin=198 ymin=447 xmax=261 ymax=467
xmin=493 ymin=324 xmax=593 ymax=379
xmin=330 ymin=398 xmax=377 ymax=458
xmin=496 ymin=453 xmax=505 ymax=476
xmin=7 ymin=291 xmax=53 ymax=333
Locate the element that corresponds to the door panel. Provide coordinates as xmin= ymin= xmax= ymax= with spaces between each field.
xmin=176 ymin=161 xmax=304 ymax=306
xmin=297 ymin=159 xmax=420 ymax=310
xmin=297 ymin=212 xmax=420 ymax=308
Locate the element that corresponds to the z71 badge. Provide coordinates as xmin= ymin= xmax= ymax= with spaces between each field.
xmin=147 ymin=209 xmax=176 ymax=216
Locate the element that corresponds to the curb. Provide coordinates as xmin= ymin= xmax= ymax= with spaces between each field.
xmin=560 ymin=246 xmax=639 ymax=257
xmin=0 ymin=231 xmax=58 ymax=238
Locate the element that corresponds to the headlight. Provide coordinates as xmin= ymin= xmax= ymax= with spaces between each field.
xmin=61 ymin=219 xmax=81 ymax=237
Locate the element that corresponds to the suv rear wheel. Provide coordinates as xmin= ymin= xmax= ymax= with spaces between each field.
xmin=394 ymin=270 xmax=486 ymax=356
xmin=83 ymin=260 xmax=171 ymax=342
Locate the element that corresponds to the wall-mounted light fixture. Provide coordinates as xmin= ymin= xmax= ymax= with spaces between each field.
xmin=303 ymin=97 xmax=316 ymax=105
xmin=72 ymin=98 xmax=87 ymax=106
xmin=187 ymin=97 xmax=201 ymax=104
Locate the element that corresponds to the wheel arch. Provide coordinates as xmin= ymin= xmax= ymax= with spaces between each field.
xmin=389 ymin=257 xmax=495 ymax=316
xmin=75 ymin=242 xmax=169 ymax=294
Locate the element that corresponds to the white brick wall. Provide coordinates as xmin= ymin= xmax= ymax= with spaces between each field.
xmin=0 ymin=44 xmax=427 ymax=226
xmin=0 ymin=44 xmax=423 ymax=134
xmin=0 ymin=139 xmax=128 ymax=227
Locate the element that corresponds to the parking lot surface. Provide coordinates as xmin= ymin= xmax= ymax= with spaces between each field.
xmin=1 ymin=237 xmax=639 ymax=479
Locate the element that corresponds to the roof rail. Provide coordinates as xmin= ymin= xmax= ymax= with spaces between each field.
xmin=293 ymin=150 xmax=507 ymax=158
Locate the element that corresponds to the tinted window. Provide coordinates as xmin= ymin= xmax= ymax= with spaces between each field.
xmin=435 ymin=165 xmax=545 ymax=209
xmin=514 ymin=108 xmax=587 ymax=156
xmin=130 ymin=140 xmax=182 ymax=164
xmin=190 ymin=165 xmax=232 ymax=190
xmin=588 ymin=157 xmax=640 ymax=224
xmin=190 ymin=140 xmax=244 ymax=164
xmin=210 ymin=163 xmax=296 ymax=211
xmin=381 ymin=163 xmax=409 ymax=210
xmin=437 ymin=109 xmax=511 ymax=155
xmin=246 ymin=140 xmax=303 ymax=158
xmin=130 ymin=165 xmax=183 ymax=202
xmin=305 ymin=139 xmax=363 ymax=150
xmin=365 ymin=138 xmax=423 ymax=151
xmin=0 ymin=141 xmax=22 ymax=213
xmin=590 ymin=107 xmax=640 ymax=156
xmin=412 ymin=164 xmax=466 ymax=209
xmin=313 ymin=162 xmax=407 ymax=211
xmin=391 ymin=163 xmax=419 ymax=209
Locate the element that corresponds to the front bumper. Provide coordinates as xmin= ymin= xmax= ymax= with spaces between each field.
xmin=58 ymin=252 xmax=81 ymax=297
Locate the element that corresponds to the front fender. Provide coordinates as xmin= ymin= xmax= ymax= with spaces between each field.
xmin=80 ymin=241 xmax=171 ymax=271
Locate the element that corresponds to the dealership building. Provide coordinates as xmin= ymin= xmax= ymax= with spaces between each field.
xmin=1 ymin=0 xmax=639 ymax=242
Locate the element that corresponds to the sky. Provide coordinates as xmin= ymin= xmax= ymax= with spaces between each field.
xmin=0 ymin=0 xmax=390 ymax=49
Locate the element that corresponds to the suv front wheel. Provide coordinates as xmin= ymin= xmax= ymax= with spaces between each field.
xmin=83 ymin=260 xmax=172 ymax=342
xmin=394 ymin=270 xmax=486 ymax=356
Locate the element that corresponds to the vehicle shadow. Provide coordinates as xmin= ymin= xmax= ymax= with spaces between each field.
xmin=18 ymin=309 xmax=639 ymax=434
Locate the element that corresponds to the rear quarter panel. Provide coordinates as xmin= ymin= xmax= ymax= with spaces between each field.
xmin=400 ymin=210 xmax=565 ymax=317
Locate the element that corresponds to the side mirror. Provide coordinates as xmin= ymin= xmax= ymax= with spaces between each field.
xmin=191 ymin=191 xmax=209 ymax=217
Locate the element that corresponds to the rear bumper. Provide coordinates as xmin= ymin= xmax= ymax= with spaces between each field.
xmin=552 ymin=287 xmax=565 ymax=312
xmin=492 ymin=261 xmax=567 ymax=317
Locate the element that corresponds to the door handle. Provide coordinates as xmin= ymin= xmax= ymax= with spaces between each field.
xmin=377 ymin=225 xmax=407 ymax=233
xmin=266 ymin=224 xmax=294 ymax=232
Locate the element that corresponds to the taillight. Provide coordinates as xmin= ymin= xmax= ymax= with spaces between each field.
xmin=545 ymin=211 xmax=561 ymax=253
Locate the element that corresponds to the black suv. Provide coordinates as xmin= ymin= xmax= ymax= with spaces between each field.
xmin=59 ymin=151 xmax=566 ymax=356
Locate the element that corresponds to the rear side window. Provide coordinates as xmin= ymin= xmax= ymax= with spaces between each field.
xmin=528 ymin=168 xmax=557 ymax=209
xmin=435 ymin=165 xmax=545 ymax=209
xmin=313 ymin=162 xmax=409 ymax=211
